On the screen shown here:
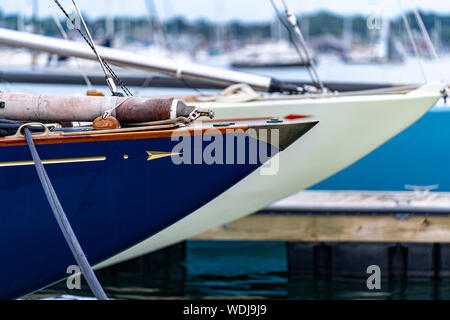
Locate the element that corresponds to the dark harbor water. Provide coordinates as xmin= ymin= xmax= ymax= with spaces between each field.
xmin=25 ymin=241 xmax=450 ymax=300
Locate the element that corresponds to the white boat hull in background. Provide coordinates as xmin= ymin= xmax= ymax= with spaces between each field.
xmin=96 ymin=84 xmax=443 ymax=268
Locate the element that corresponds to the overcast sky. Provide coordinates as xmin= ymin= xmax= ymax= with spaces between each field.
xmin=1 ymin=0 xmax=449 ymax=22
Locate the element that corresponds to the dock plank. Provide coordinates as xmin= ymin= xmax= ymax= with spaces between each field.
xmin=193 ymin=215 xmax=450 ymax=242
xmin=266 ymin=190 xmax=450 ymax=213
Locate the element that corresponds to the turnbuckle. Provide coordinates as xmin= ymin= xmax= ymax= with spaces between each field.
xmin=188 ymin=108 xmax=215 ymax=121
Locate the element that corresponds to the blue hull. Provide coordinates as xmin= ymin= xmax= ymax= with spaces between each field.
xmin=0 ymin=131 xmax=276 ymax=299
xmin=312 ymin=106 xmax=450 ymax=192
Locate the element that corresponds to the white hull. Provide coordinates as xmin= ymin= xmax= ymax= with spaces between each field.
xmin=96 ymin=84 xmax=443 ymax=269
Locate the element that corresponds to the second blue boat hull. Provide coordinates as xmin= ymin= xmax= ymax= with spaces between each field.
xmin=312 ymin=105 xmax=450 ymax=191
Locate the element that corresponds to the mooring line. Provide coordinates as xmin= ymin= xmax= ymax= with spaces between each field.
xmin=23 ymin=127 xmax=108 ymax=300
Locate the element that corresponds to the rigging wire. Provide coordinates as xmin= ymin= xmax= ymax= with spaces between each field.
xmin=51 ymin=12 xmax=94 ymax=91
xmin=397 ymin=1 xmax=427 ymax=83
xmin=398 ymin=0 xmax=449 ymax=94
xmin=280 ymin=0 xmax=324 ymax=91
xmin=269 ymin=0 xmax=307 ymax=64
xmin=411 ymin=5 xmax=449 ymax=87
xmin=412 ymin=7 xmax=439 ymax=62
xmin=52 ymin=0 xmax=133 ymax=97
xmin=70 ymin=0 xmax=122 ymax=97
xmin=269 ymin=0 xmax=324 ymax=91
xmin=269 ymin=0 xmax=316 ymax=87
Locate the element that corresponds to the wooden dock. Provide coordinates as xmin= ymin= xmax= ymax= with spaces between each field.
xmin=192 ymin=215 xmax=450 ymax=243
xmin=99 ymin=190 xmax=450 ymax=281
xmin=194 ymin=190 xmax=450 ymax=243
xmin=190 ymin=190 xmax=450 ymax=280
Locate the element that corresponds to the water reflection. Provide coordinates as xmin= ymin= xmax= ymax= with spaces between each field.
xmin=25 ymin=241 xmax=450 ymax=300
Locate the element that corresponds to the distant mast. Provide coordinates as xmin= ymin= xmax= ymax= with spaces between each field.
xmin=144 ymin=0 xmax=171 ymax=52
xmin=17 ymin=1 xmax=25 ymax=32
xmin=374 ymin=16 xmax=400 ymax=63
xmin=432 ymin=17 xmax=442 ymax=53
xmin=32 ymin=0 xmax=39 ymax=34
xmin=343 ymin=17 xmax=353 ymax=52
xmin=375 ymin=16 xmax=390 ymax=62
xmin=300 ymin=15 xmax=310 ymax=42
xmin=105 ymin=0 xmax=115 ymax=47
xmin=31 ymin=0 xmax=40 ymax=67
xmin=270 ymin=16 xmax=282 ymax=42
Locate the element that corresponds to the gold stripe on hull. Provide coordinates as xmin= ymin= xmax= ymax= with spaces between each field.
xmin=0 ymin=156 xmax=107 ymax=167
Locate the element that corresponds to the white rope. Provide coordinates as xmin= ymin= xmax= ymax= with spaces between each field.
xmin=195 ymin=83 xmax=261 ymax=103
xmin=103 ymin=96 xmax=133 ymax=119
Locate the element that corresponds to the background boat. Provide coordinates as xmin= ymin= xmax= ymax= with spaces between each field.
xmin=311 ymin=104 xmax=450 ymax=192
xmin=230 ymin=41 xmax=314 ymax=68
